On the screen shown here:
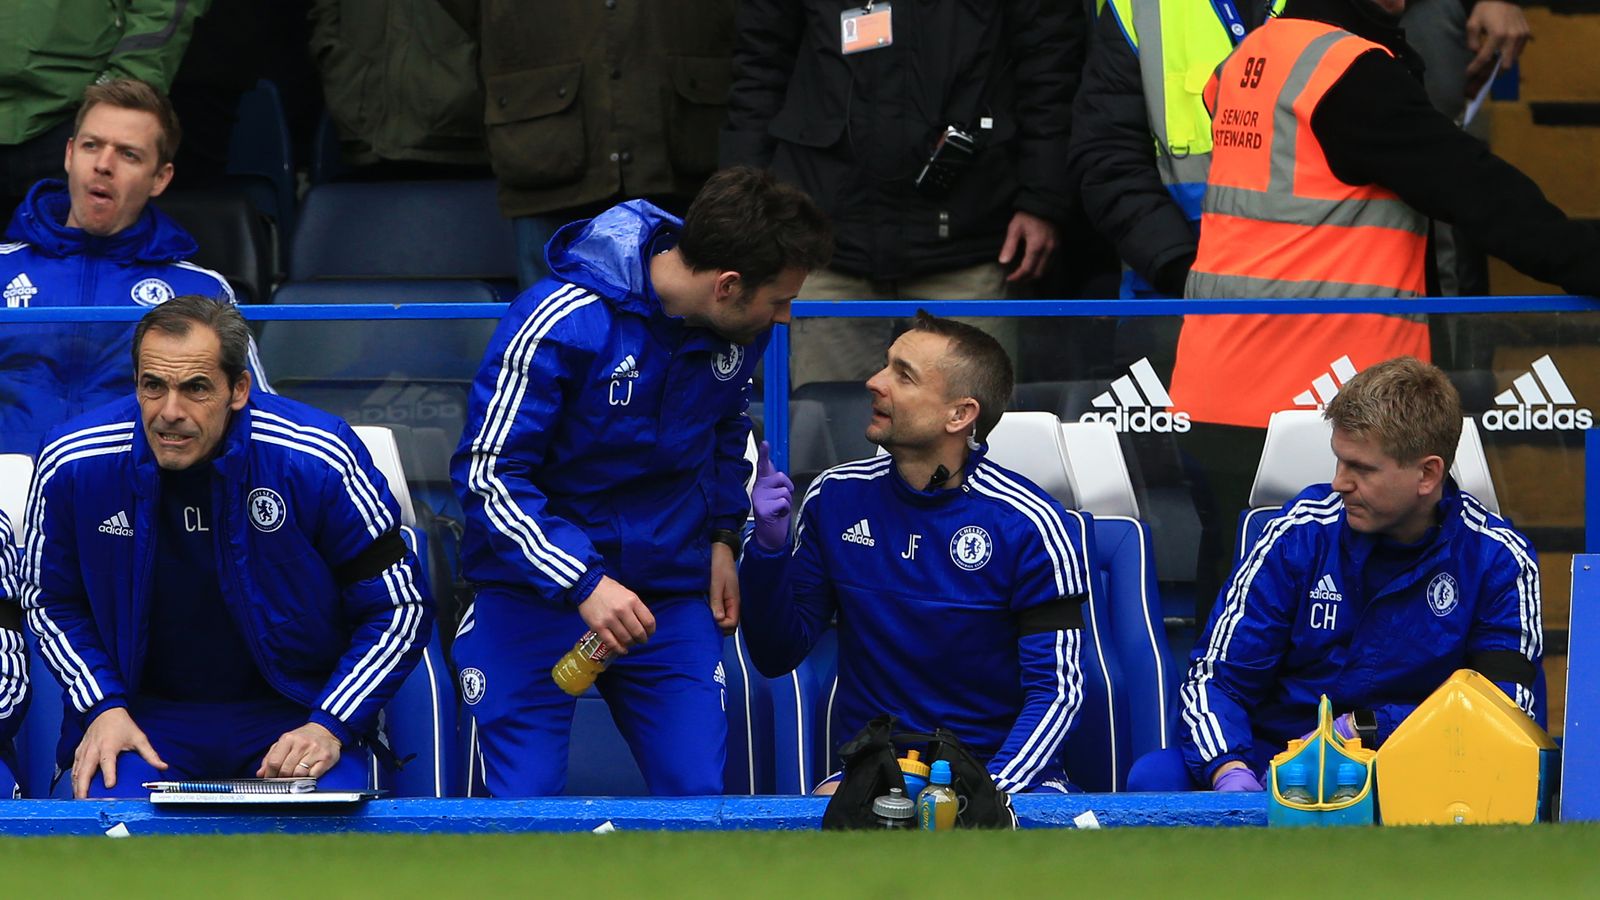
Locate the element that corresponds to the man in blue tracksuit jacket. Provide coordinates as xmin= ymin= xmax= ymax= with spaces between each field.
xmin=21 ymin=297 xmax=431 ymax=798
xmin=451 ymin=168 xmax=832 ymax=796
xmin=1 ymin=79 xmax=268 ymax=456
xmin=0 ymin=510 xmax=26 ymax=797
xmin=1133 ymin=357 xmax=1544 ymax=791
xmin=740 ymin=312 xmax=1090 ymax=793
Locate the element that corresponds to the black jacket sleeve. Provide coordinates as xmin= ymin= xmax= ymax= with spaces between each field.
xmin=1067 ymin=8 xmax=1199 ymax=292
xmin=720 ymin=0 xmax=806 ymax=169
xmin=1313 ymin=50 xmax=1600 ymax=296
xmin=1007 ymin=0 xmax=1086 ymax=222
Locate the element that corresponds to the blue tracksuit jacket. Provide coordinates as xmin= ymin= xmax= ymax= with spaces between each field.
xmin=739 ymin=451 xmax=1090 ymax=792
xmin=1180 ymin=480 xmax=1544 ymax=781
xmin=0 ymin=510 xmax=26 ymax=748
xmin=19 ymin=393 xmax=432 ymax=759
xmin=452 ymin=201 xmax=760 ymax=606
xmin=0 ymin=179 xmax=270 ymax=455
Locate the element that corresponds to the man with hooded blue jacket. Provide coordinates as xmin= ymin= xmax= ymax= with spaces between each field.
xmin=1 ymin=79 xmax=267 ymax=457
xmin=452 ymin=168 xmax=831 ymax=796
xmin=1129 ymin=357 xmax=1544 ymax=791
xmin=22 ymin=297 xmax=431 ymax=798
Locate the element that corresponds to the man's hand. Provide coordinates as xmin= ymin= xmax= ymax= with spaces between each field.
xmin=579 ymin=576 xmax=656 ymax=655
xmin=999 ymin=210 xmax=1058 ymax=283
xmin=257 ymin=722 xmax=343 ymax=778
xmin=752 ymin=440 xmax=794 ymax=551
xmin=1466 ymin=1 xmax=1531 ymax=91
xmin=709 ymin=542 xmax=740 ymax=634
xmin=72 ymin=707 xmax=167 ymax=799
xmin=1211 ymin=761 xmax=1263 ymax=792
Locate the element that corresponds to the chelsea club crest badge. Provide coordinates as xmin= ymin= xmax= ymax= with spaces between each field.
xmin=1426 ymin=573 xmax=1459 ymax=617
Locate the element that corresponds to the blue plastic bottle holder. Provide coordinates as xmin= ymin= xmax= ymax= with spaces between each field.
xmin=1267 ymin=696 xmax=1379 ymax=827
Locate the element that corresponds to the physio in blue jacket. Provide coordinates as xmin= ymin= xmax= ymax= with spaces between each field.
xmin=1132 ymin=357 xmax=1544 ymax=792
xmin=739 ymin=312 xmax=1091 ymax=793
xmin=0 ymin=510 xmax=25 ymax=798
xmin=21 ymin=297 xmax=432 ymax=799
xmin=450 ymin=167 xmax=832 ymax=796
xmin=0 ymin=78 xmax=268 ymax=456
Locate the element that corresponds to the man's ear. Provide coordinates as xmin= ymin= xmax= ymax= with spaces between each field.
xmin=712 ymin=270 xmax=742 ymax=304
xmin=945 ymin=397 xmax=980 ymax=437
xmin=1417 ymin=454 xmax=1446 ymax=495
xmin=229 ymin=369 xmax=253 ymax=412
xmin=149 ymin=162 xmax=175 ymax=199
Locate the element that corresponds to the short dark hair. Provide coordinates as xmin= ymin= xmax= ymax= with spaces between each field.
xmin=1324 ymin=356 xmax=1461 ymax=467
xmin=677 ymin=167 xmax=833 ymax=289
xmin=76 ymin=79 xmax=182 ymax=167
xmin=133 ymin=296 xmax=252 ymax=386
xmin=908 ymin=310 xmax=1015 ymax=442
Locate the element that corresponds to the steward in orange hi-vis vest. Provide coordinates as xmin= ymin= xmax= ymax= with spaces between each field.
xmin=1169 ymin=16 xmax=1430 ymax=429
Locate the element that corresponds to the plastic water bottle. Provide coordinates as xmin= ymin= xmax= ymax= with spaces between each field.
xmin=551 ymin=631 xmax=612 ymax=696
xmin=917 ymin=760 xmax=960 ymax=831
xmin=1278 ymin=763 xmax=1315 ymax=805
xmin=1330 ymin=763 xmax=1365 ymax=802
xmin=873 ymin=787 xmax=915 ymax=829
xmin=899 ymin=749 xmax=930 ymax=801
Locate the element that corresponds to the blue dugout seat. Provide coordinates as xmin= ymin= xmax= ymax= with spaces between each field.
xmin=289 ymin=181 xmax=517 ymax=290
xmin=355 ymin=426 xmax=459 ymax=797
xmin=226 ymin=79 xmax=297 ymax=261
xmin=0 ymin=453 xmax=59 ymax=798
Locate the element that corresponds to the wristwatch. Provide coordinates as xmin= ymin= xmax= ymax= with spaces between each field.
xmin=1353 ymin=709 xmax=1378 ymax=747
xmin=711 ymin=528 xmax=742 ymax=559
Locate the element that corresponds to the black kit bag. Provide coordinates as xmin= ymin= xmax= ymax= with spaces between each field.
xmin=821 ymin=714 xmax=1018 ymax=830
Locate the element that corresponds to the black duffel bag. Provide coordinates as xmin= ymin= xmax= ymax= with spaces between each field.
xmin=821 ymin=714 xmax=1018 ymax=830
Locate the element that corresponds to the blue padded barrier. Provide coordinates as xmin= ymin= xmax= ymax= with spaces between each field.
xmin=0 ymin=793 xmax=1267 ymax=835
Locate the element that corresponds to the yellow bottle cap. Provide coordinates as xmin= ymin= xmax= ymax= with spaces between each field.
xmin=898 ymin=749 xmax=930 ymax=779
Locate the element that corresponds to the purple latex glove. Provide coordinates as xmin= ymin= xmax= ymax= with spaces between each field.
xmin=1213 ymin=767 xmax=1264 ymax=792
xmin=751 ymin=441 xmax=795 ymax=551
xmin=1299 ymin=713 xmax=1357 ymax=743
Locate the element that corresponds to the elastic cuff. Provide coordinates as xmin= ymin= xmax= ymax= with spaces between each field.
xmin=309 ymin=710 xmax=357 ymax=746
xmin=710 ymin=514 xmax=747 ymax=534
xmin=565 ymin=566 xmax=607 ymax=609
xmin=84 ymin=697 xmax=128 ymax=727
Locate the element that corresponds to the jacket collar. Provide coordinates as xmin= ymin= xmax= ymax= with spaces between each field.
xmin=1280 ymin=0 xmax=1422 ymax=78
xmin=886 ymin=444 xmax=986 ymax=505
xmin=4 ymin=179 xmax=200 ymax=264
xmin=1339 ymin=476 xmax=1464 ymax=566
xmin=129 ymin=394 xmax=255 ymax=489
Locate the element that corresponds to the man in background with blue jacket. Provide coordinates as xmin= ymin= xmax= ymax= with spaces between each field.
xmin=21 ymin=297 xmax=431 ymax=798
xmin=0 ymin=78 xmax=267 ymax=456
xmin=451 ymin=167 xmax=832 ymax=796
xmin=1131 ymin=357 xmax=1543 ymax=791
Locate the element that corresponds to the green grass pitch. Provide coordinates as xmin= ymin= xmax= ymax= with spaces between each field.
xmin=2 ymin=825 xmax=1595 ymax=897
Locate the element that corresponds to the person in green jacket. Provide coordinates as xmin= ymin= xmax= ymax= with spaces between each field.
xmin=0 ymin=0 xmax=214 ymax=218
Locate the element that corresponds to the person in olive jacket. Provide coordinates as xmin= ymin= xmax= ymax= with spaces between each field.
xmin=437 ymin=0 xmax=737 ymax=288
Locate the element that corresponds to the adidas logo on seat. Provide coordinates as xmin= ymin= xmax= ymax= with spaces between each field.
xmin=1308 ymin=573 xmax=1342 ymax=602
xmin=1077 ymin=357 xmax=1190 ymax=432
xmin=841 ymin=518 xmax=875 ymax=547
xmin=1292 ymin=355 xmax=1358 ymax=408
xmin=98 ymin=510 xmax=133 ymax=537
xmin=610 ymin=354 xmax=640 ymax=379
xmin=4 ymin=273 xmax=37 ymax=307
xmin=1481 ymin=354 xmax=1592 ymax=432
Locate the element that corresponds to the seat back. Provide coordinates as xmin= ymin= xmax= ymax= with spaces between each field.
xmin=352 ymin=426 xmax=416 ymax=527
xmin=1061 ymin=422 xmax=1173 ymax=762
xmin=788 ymin=382 xmax=878 ymax=481
xmin=723 ymin=629 xmax=780 ymax=794
xmin=155 ymin=187 xmax=273 ymax=303
xmin=985 ymin=411 xmax=1078 ymax=507
xmin=1239 ymin=411 xmax=1503 ymax=558
xmin=225 ymin=79 xmax=297 ymax=246
xmin=0 ymin=455 xmax=31 ymax=532
xmin=290 ymin=181 xmax=516 ymax=282
xmin=1056 ymin=509 xmax=1131 ymax=792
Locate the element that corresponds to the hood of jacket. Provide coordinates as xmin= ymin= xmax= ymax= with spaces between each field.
xmin=1280 ymin=0 xmax=1424 ymax=78
xmin=546 ymin=200 xmax=682 ymax=318
xmin=4 ymin=179 xmax=200 ymax=264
